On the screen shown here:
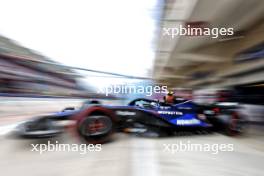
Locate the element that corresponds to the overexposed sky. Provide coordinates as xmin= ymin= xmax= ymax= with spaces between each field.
xmin=0 ymin=0 xmax=160 ymax=79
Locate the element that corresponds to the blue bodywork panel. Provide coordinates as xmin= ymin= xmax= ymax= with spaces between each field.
xmin=104 ymin=100 xmax=212 ymax=128
xmin=50 ymin=99 xmax=212 ymax=128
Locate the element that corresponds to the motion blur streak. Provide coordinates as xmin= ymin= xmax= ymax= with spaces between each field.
xmin=0 ymin=0 xmax=263 ymax=176
xmin=0 ymin=0 xmax=160 ymax=77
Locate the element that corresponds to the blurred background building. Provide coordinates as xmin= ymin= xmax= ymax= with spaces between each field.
xmin=0 ymin=1 xmax=263 ymax=176
xmin=153 ymin=0 xmax=264 ymax=122
xmin=0 ymin=35 xmax=95 ymax=97
xmin=0 ymin=0 xmax=263 ymax=117
xmin=154 ymin=0 xmax=264 ymax=88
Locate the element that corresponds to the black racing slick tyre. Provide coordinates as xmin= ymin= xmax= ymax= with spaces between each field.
xmin=77 ymin=115 xmax=114 ymax=144
xmin=217 ymin=112 xmax=244 ymax=136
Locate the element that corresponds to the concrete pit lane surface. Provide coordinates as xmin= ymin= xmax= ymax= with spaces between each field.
xmin=0 ymin=98 xmax=263 ymax=176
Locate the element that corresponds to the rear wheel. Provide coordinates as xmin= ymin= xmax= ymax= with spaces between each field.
xmin=77 ymin=115 xmax=113 ymax=143
xmin=217 ymin=112 xmax=244 ymax=136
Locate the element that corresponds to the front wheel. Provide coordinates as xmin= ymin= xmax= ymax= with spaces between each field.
xmin=77 ymin=115 xmax=113 ymax=143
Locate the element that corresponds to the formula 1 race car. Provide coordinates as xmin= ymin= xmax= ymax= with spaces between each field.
xmin=15 ymin=98 xmax=245 ymax=143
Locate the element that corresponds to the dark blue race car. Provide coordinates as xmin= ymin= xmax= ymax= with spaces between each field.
xmin=16 ymin=98 xmax=245 ymax=143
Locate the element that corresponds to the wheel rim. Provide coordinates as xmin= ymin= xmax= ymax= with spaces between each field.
xmin=80 ymin=116 xmax=112 ymax=137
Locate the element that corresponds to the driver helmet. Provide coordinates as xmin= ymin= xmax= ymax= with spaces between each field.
xmin=164 ymin=91 xmax=175 ymax=103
